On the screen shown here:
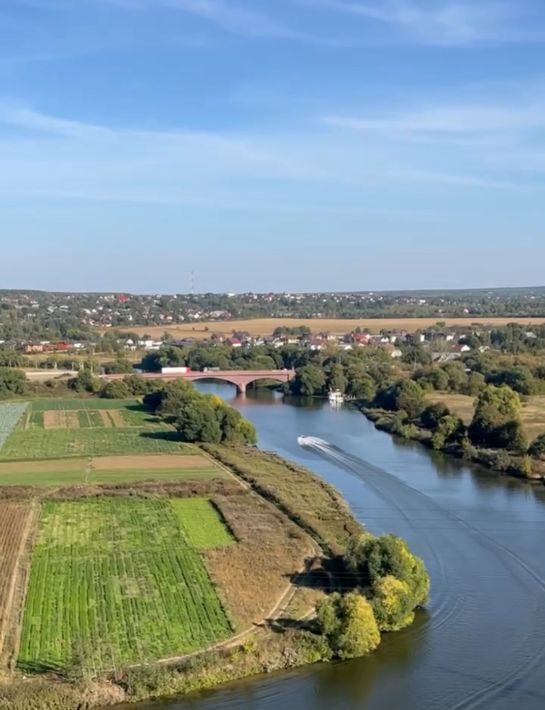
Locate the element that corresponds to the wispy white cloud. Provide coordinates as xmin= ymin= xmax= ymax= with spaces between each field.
xmin=8 ymin=0 xmax=544 ymax=47
xmin=0 ymin=104 xmax=328 ymax=209
xmin=1 ymin=101 xmax=542 ymax=216
xmin=0 ymin=103 xmax=114 ymax=139
xmin=97 ymin=0 xmax=312 ymax=40
xmin=324 ymin=101 xmax=545 ymax=135
xmin=294 ymin=0 xmax=545 ymax=46
xmin=3 ymin=0 xmax=316 ymax=50
xmin=387 ymin=168 xmax=525 ymax=190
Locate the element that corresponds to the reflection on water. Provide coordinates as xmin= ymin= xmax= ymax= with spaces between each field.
xmin=129 ymin=384 xmax=545 ymax=710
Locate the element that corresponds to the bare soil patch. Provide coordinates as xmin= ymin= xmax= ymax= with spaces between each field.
xmin=107 ymin=410 xmax=126 ymax=428
xmin=43 ymin=411 xmax=62 ymax=430
xmin=42 ymin=411 xmax=80 ymax=430
xmin=90 ymin=455 xmax=213 ymax=471
xmin=65 ymin=411 xmax=79 ymax=429
xmin=98 ymin=411 xmax=113 ymax=428
xmin=0 ymin=459 xmax=86 ymax=476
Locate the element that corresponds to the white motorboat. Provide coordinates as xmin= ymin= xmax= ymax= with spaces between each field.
xmin=328 ymin=389 xmax=344 ymax=405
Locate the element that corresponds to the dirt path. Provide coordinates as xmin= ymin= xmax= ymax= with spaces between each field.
xmin=198 ymin=447 xmax=250 ymax=491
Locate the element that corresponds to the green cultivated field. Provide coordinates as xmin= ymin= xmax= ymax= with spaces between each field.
xmin=0 ymin=460 xmax=224 ymax=487
xmin=18 ymin=498 xmax=232 ymax=673
xmin=0 ymin=428 xmax=187 ymax=460
xmin=29 ymin=399 xmax=140 ymax=412
xmin=76 ymin=410 xmax=104 ymax=428
xmin=25 ymin=400 xmax=162 ymax=430
xmin=173 ymin=498 xmax=236 ymax=549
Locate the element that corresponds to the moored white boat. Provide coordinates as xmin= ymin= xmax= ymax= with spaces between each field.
xmin=328 ymin=389 xmax=344 ymax=405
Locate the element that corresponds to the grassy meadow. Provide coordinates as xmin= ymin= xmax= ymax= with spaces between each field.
xmin=430 ymin=392 xmax=545 ymax=441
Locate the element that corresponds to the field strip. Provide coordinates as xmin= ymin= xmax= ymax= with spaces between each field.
xmin=43 ymin=411 xmax=62 ymax=430
xmin=0 ymin=459 xmax=87 ymax=475
xmin=107 ymin=410 xmax=126 ymax=427
xmin=90 ymin=454 xmax=214 ymax=470
xmin=0 ymin=403 xmax=29 ymax=450
xmin=98 ymin=410 xmax=113 ymax=428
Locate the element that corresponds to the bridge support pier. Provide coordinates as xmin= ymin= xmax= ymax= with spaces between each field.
xmin=237 ymin=382 xmax=247 ymax=396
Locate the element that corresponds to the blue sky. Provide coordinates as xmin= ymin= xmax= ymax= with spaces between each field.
xmin=1 ymin=0 xmax=545 ymax=293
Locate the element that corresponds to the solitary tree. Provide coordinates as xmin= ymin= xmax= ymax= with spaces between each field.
xmin=529 ymin=433 xmax=545 ymax=459
xmin=468 ymin=385 xmax=526 ymax=451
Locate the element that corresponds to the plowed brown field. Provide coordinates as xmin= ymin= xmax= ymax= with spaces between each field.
xmin=43 ymin=411 xmax=79 ymax=430
xmin=0 ymin=502 xmax=37 ymax=664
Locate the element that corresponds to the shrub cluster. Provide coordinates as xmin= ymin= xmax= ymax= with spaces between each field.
xmin=144 ymin=380 xmax=257 ymax=445
xmin=315 ymin=534 xmax=430 ymax=659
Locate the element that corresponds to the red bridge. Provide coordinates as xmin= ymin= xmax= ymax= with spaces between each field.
xmin=102 ymin=369 xmax=295 ymax=395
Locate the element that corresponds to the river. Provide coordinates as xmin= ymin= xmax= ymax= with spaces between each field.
xmin=134 ymin=384 xmax=545 ymax=710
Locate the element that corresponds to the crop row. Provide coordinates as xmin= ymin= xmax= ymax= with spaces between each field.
xmin=0 ymin=427 xmax=186 ymax=460
xmin=30 ymin=399 xmax=140 ymax=412
xmin=0 ymin=403 xmax=29 ymax=450
xmin=172 ymin=498 xmax=235 ymax=549
xmin=18 ymin=498 xmax=232 ymax=672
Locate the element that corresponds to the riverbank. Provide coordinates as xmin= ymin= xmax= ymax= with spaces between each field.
xmin=0 ymin=440 xmax=429 ymax=710
xmin=360 ymin=406 xmax=545 ymax=483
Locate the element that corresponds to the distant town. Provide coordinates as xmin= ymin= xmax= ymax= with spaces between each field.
xmin=1 ymin=285 xmax=545 ymax=333
xmin=1 ymin=288 xmax=545 ymax=372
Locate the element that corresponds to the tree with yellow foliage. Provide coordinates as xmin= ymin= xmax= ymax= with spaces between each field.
xmin=371 ymin=575 xmax=415 ymax=631
xmin=316 ymin=591 xmax=381 ymax=660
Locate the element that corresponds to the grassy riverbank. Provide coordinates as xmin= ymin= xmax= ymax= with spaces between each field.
xmin=0 ymin=424 xmax=364 ymax=709
xmin=361 ymin=407 xmax=545 ymax=482
xmin=0 ymin=390 xmax=427 ymax=709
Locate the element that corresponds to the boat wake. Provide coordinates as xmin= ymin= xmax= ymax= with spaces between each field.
xmin=297 ymin=433 xmax=545 ymax=710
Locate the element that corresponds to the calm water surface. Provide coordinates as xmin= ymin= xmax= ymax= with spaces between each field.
xmin=131 ymin=384 xmax=545 ymax=710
